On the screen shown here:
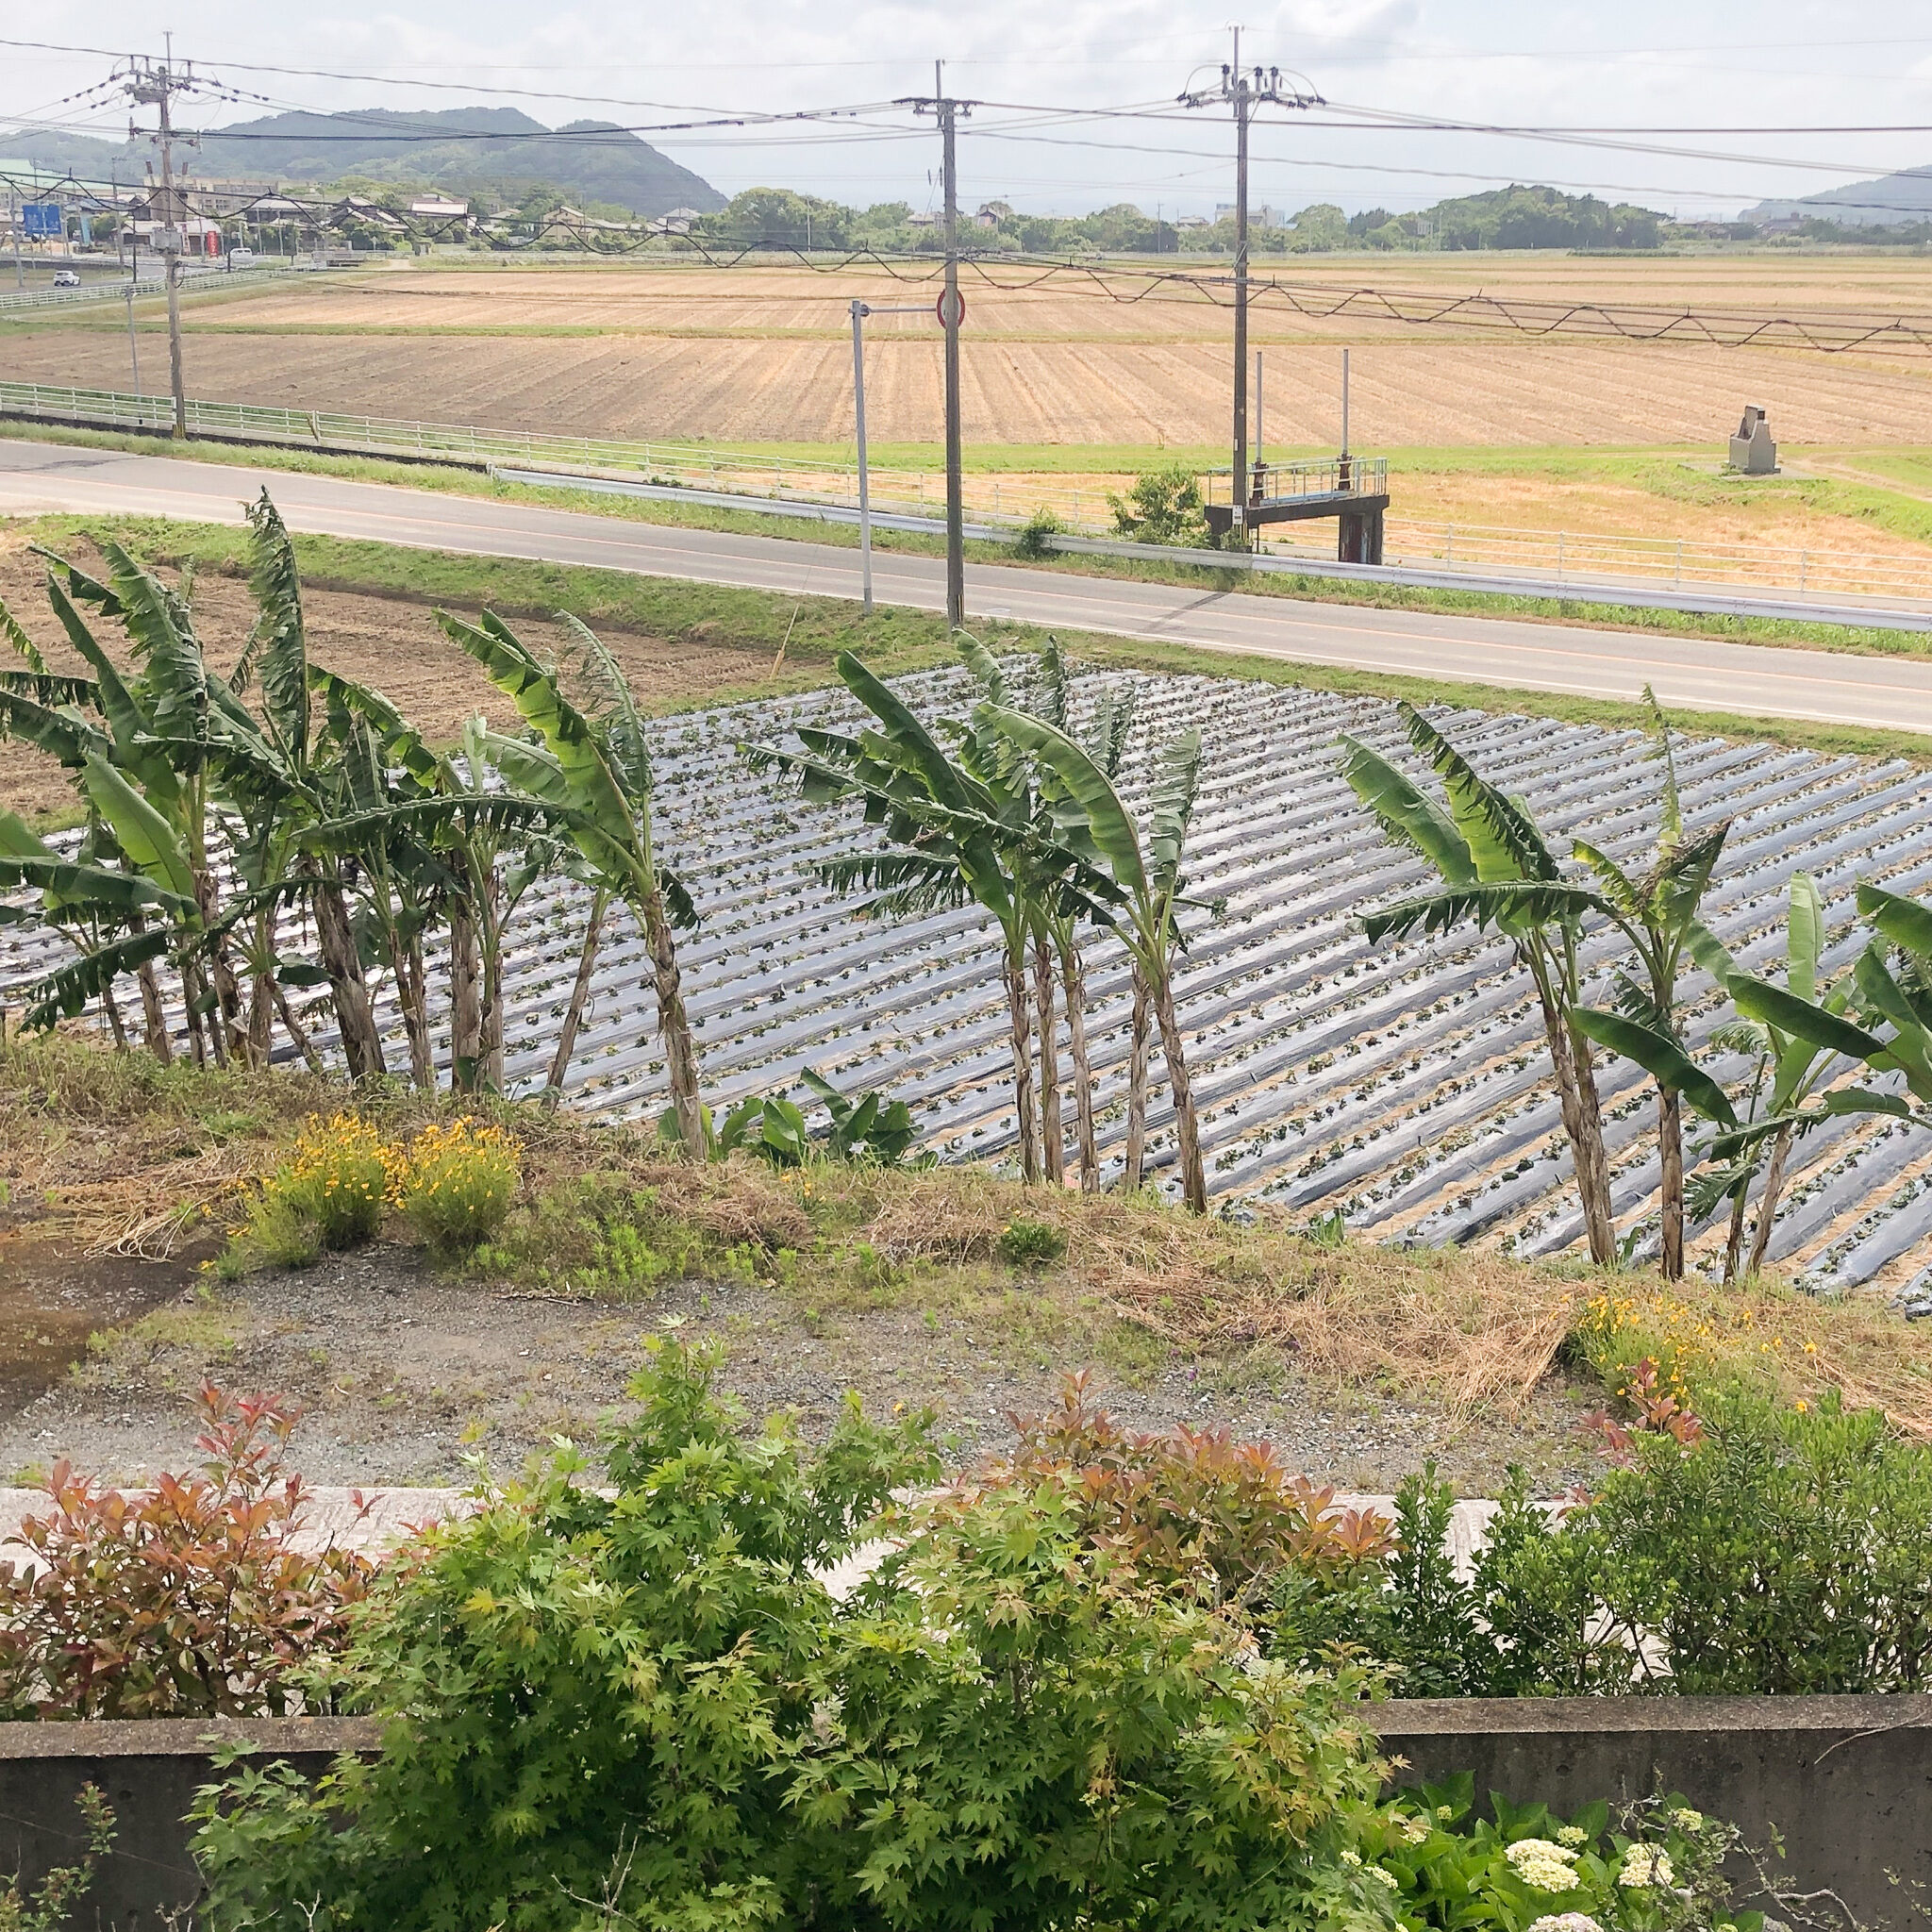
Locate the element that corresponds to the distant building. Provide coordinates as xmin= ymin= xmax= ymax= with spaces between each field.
xmin=408 ymin=196 xmax=469 ymax=219
xmin=652 ymin=207 xmax=700 ymax=235
xmin=1214 ymin=202 xmax=1283 ymax=227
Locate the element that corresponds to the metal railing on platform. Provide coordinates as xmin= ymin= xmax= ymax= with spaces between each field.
xmin=1202 ymin=456 xmax=1389 ymax=505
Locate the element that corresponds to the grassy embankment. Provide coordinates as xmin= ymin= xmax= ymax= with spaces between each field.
xmin=6 ymin=418 xmax=1932 ymax=673
xmin=8 ymin=1031 xmax=1931 ymax=1441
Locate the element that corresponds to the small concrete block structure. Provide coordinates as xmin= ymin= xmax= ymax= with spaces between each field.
xmin=1729 ymin=405 xmax=1778 ymax=475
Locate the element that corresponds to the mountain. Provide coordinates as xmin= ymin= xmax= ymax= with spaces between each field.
xmin=3 ymin=107 xmax=723 ymax=219
xmin=1743 ymin=166 xmax=1932 ymax=228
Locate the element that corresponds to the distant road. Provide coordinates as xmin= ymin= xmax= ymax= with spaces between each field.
xmin=4 ymin=439 xmax=1932 ymax=734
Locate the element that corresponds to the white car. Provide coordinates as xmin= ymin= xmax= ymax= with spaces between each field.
xmin=51 ymin=269 xmax=80 ymax=289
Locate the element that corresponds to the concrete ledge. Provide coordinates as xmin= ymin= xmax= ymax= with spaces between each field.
xmin=0 ymin=1715 xmax=381 ymax=1757
xmin=1376 ymin=1691 xmax=1932 ymax=1735
xmin=1377 ymin=1694 xmax=1932 ymax=1924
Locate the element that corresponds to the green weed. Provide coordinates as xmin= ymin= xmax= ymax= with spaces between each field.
xmin=997 ymin=1217 xmax=1067 ymax=1269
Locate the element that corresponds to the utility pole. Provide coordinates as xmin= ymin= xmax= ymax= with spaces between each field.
xmin=125 ymin=38 xmax=204 ymax=441
xmin=1180 ymin=35 xmax=1319 ymax=547
xmin=907 ymin=65 xmax=972 ymax=629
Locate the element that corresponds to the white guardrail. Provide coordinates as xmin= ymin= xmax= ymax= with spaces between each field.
xmin=6 ymin=377 xmax=1932 ymax=614
xmin=0 ymin=264 xmax=315 ymax=315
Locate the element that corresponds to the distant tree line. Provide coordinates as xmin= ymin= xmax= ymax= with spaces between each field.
xmin=691 ymin=181 xmax=1670 ymax=255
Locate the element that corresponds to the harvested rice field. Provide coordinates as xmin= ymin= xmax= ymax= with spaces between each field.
xmin=13 ymin=254 xmax=1932 ymax=447
xmin=8 ymin=657 xmax=1932 ymax=1305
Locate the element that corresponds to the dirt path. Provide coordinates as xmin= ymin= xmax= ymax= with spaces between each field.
xmin=0 ymin=1242 xmax=1604 ymax=1494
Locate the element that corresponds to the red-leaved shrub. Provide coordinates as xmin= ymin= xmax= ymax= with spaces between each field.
xmin=946 ymin=1369 xmax=1397 ymax=1611
xmin=0 ymin=1385 xmax=374 ymax=1719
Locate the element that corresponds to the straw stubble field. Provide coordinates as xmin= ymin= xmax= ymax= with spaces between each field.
xmin=15 ymin=256 xmax=1932 ymax=448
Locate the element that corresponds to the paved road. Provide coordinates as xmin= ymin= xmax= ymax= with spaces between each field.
xmin=5 ymin=438 xmax=1932 ymax=734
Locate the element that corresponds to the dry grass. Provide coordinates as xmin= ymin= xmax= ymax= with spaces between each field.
xmin=7 ymin=1033 xmax=1932 ymax=1435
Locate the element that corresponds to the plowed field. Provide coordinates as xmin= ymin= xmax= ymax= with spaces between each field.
xmin=13 ymin=254 xmax=1932 ymax=447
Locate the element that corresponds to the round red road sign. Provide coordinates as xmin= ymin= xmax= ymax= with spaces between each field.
xmin=935 ymin=288 xmax=967 ymax=328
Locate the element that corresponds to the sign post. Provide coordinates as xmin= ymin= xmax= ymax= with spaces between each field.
xmin=849 ymin=300 xmax=934 ymax=615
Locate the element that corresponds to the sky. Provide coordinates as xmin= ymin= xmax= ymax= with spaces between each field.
xmin=4 ymin=0 xmax=1931 ymax=220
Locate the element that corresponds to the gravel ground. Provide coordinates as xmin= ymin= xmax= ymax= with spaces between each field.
xmin=0 ymin=1244 xmax=1605 ymax=1493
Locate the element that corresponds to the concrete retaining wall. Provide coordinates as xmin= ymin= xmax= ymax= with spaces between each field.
xmin=1381 ymin=1694 xmax=1932 ymax=1926
xmin=1 ymin=1699 xmax=1926 ymax=1929
xmin=0 ymin=1718 xmax=376 ymax=1932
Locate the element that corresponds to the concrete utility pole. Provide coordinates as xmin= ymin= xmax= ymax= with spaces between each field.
xmin=125 ymin=38 xmax=203 ymax=440
xmin=907 ymin=65 xmax=973 ymax=629
xmin=1180 ymin=36 xmax=1320 ymax=547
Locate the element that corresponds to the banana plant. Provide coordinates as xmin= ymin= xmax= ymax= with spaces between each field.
xmin=228 ymin=491 xmax=384 ymax=1078
xmin=1341 ymin=702 xmax=1623 ymax=1265
xmin=1560 ymin=704 xmax=1735 ymax=1278
xmin=799 ymin=1069 xmax=926 ymax=1166
xmin=1713 ymin=881 xmax=1932 ymax=1204
xmin=743 ymin=651 xmax=1066 ymax=1186
xmin=1693 ymin=874 xmax=1861 ymax=1281
xmin=981 ymin=702 xmax=1212 ymax=1212
xmin=308 ymin=664 xmax=446 ymax=1087
xmin=533 ymin=613 xmax=673 ymax=1097
xmin=960 ymin=634 xmax=1135 ymax=1192
xmin=0 ymin=806 xmax=193 ymax=1034
xmin=44 ymin=539 xmax=254 ymax=1066
xmin=437 ymin=610 xmax=703 ymax=1133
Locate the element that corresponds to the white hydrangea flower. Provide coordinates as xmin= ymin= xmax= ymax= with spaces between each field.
xmin=1620 ymin=1844 xmax=1674 ymax=1889
xmin=1340 ymin=1848 xmax=1363 ymax=1868
xmin=1672 ymin=1807 xmax=1705 ymax=1833
xmin=1506 ymin=1838 xmax=1582 ymax=1893
xmin=1527 ymin=1915 xmax=1605 ymax=1932
xmin=1436 ymin=1805 xmax=1455 ymax=1820
xmin=1367 ymin=1866 xmax=1400 ymax=1890
xmin=1556 ymin=1825 xmax=1588 ymax=1848
xmin=1394 ymin=1815 xmax=1430 ymax=1845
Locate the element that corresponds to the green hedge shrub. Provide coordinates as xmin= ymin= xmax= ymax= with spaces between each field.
xmin=1272 ymin=1387 xmax=1932 ymax=1695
